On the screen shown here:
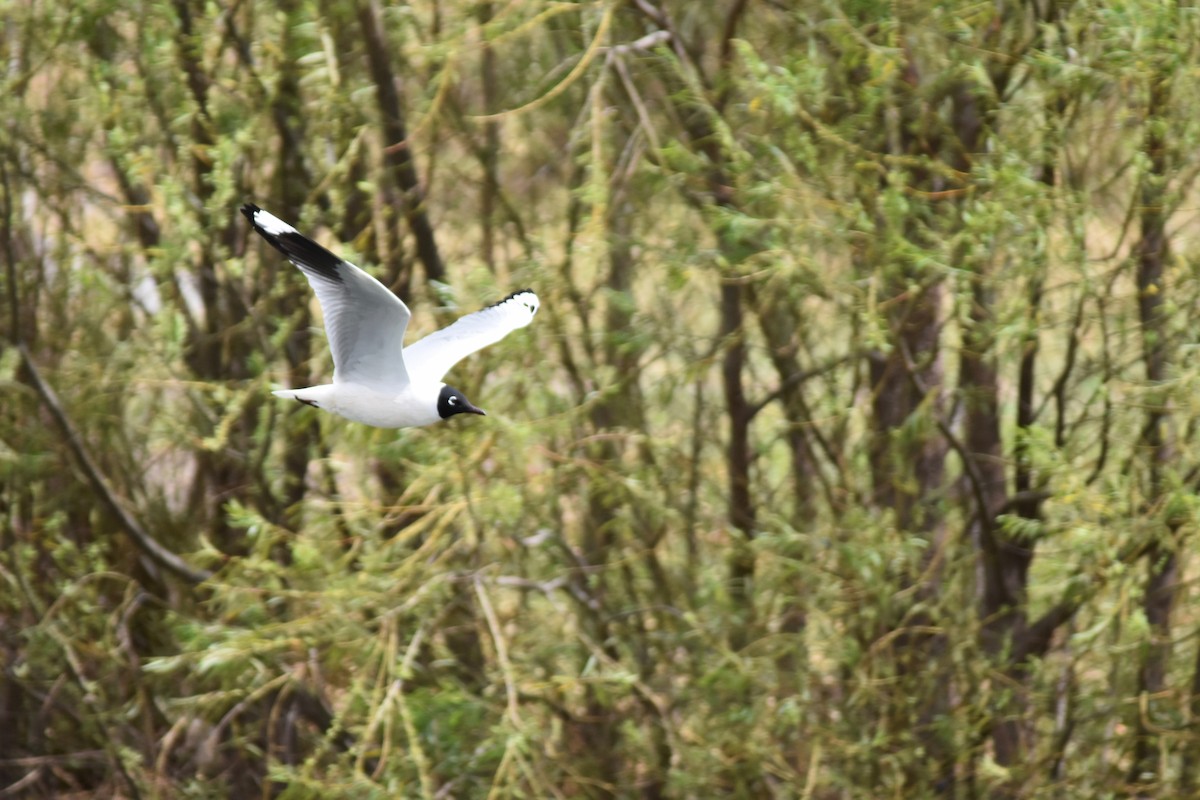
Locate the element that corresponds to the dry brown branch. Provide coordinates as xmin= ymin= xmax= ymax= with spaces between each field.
xmin=17 ymin=344 xmax=212 ymax=586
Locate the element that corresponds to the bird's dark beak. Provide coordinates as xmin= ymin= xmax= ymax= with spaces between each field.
xmin=466 ymin=403 xmax=487 ymax=416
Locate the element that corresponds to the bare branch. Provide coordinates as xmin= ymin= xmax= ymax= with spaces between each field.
xmin=357 ymin=0 xmax=445 ymax=283
xmin=16 ymin=344 xmax=212 ymax=586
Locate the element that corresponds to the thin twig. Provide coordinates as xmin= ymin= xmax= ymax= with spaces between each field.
xmin=474 ymin=575 xmax=521 ymax=726
xmin=0 ymin=767 xmax=44 ymax=797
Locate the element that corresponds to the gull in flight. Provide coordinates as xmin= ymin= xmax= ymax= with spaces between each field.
xmin=242 ymin=204 xmax=539 ymax=428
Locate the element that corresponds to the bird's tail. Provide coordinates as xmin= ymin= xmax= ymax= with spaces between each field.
xmin=272 ymin=385 xmax=335 ymax=410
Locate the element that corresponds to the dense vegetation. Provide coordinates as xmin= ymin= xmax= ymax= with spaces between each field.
xmin=3 ymin=0 xmax=1200 ymax=796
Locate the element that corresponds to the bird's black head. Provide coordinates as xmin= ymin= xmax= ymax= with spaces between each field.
xmin=438 ymin=385 xmax=486 ymax=419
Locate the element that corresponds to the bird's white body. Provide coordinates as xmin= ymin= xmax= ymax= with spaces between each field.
xmin=243 ymin=204 xmax=539 ymax=428
xmin=273 ymin=381 xmax=443 ymax=428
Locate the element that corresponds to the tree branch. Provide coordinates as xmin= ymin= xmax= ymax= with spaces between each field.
xmin=358 ymin=0 xmax=445 ymax=283
xmin=17 ymin=344 xmax=212 ymax=586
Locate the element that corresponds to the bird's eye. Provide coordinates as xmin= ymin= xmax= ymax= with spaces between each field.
xmin=449 ymin=396 xmax=457 ymax=405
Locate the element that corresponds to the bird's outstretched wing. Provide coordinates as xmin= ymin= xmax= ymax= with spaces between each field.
xmin=403 ymin=290 xmax=539 ymax=383
xmin=242 ymin=204 xmax=411 ymax=389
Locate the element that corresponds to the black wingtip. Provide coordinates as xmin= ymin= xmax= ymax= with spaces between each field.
xmin=242 ymin=204 xmax=346 ymax=285
xmin=241 ymin=203 xmax=261 ymax=223
xmin=488 ymin=288 xmax=537 ymax=309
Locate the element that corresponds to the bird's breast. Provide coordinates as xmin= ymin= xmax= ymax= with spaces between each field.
xmin=330 ymin=383 xmax=440 ymax=429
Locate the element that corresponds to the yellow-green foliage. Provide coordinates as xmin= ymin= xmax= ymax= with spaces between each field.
xmin=3 ymin=1 xmax=1200 ymax=798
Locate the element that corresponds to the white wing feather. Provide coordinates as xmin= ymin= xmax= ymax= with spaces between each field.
xmin=311 ymin=266 xmax=411 ymax=388
xmin=243 ymin=205 xmax=411 ymax=389
xmin=403 ymin=290 xmax=539 ymax=383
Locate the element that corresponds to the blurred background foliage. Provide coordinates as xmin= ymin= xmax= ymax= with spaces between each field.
xmin=3 ymin=0 xmax=1200 ymax=797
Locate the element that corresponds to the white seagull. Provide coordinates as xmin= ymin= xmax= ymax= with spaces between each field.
xmin=242 ymin=204 xmax=539 ymax=428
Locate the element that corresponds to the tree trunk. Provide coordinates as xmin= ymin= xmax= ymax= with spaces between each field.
xmin=357 ymin=0 xmax=444 ymax=284
xmin=1128 ymin=69 xmax=1177 ymax=786
xmin=271 ymin=0 xmax=317 ymax=529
